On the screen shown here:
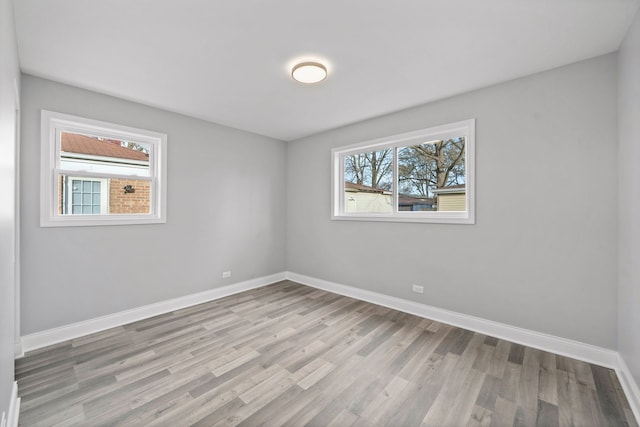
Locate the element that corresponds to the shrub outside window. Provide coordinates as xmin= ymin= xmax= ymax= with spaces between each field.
xmin=331 ymin=119 xmax=475 ymax=224
xmin=40 ymin=110 xmax=167 ymax=227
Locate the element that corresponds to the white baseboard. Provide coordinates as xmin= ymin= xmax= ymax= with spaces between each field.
xmin=4 ymin=382 xmax=20 ymax=427
xmin=16 ymin=269 xmax=639 ymax=423
xmin=20 ymin=272 xmax=286 ymax=354
xmin=617 ymin=354 xmax=640 ymax=423
xmin=285 ymin=271 xmax=619 ymax=369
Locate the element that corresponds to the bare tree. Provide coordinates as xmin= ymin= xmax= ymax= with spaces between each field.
xmin=398 ymin=138 xmax=465 ymax=196
xmin=345 ymin=148 xmax=393 ymax=189
xmin=121 ymin=141 xmax=150 ymax=154
xmin=345 ymin=152 xmax=368 ymax=185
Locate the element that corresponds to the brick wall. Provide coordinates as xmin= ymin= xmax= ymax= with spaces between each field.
xmin=109 ymin=178 xmax=151 ymax=214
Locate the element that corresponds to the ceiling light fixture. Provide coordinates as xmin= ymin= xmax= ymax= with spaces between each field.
xmin=291 ymin=62 xmax=327 ymax=84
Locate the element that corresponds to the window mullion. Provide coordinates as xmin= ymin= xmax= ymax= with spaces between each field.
xmin=393 ymin=146 xmax=398 ymax=215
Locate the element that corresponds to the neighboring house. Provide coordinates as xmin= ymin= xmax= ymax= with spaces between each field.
xmin=59 ymin=133 xmax=151 ymax=215
xmin=432 ymin=184 xmax=466 ymax=212
xmin=398 ymin=194 xmax=435 ymax=211
xmin=344 ymin=182 xmax=392 ymax=213
xmin=345 ymin=182 xmax=436 ymax=213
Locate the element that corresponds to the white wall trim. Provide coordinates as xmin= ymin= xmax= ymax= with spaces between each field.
xmin=4 ymin=381 xmax=20 ymax=427
xmin=17 ymin=269 xmax=639 ymax=421
xmin=285 ymin=271 xmax=619 ymax=369
xmin=19 ymin=272 xmax=286 ymax=354
xmin=617 ymin=354 xmax=640 ymax=423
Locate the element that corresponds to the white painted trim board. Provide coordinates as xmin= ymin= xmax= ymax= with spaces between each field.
xmin=18 ymin=272 xmax=286 ymax=355
xmin=2 ymin=382 xmax=20 ymax=427
xmin=286 ymin=271 xmax=640 ymax=421
xmin=285 ymin=272 xmax=618 ymax=368
xmin=617 ymin=355 xmax=640 ymax=423
xmin=16 ymin=269 xmax=640 ymax=422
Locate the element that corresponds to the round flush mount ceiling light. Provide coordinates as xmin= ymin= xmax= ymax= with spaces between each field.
xmin=291 ymin=62 xmax=327 ymax=84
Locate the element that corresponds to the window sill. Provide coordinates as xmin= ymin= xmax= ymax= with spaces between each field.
xmin=40 ymin=215 xmax=166 ymax=227
xmin=331 ymin=213 xmax=474 ymax=224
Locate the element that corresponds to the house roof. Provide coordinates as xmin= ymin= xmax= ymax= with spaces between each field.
xmin=432 ymin=184 xmax=466 ymax=195
xmin=345 ymin=182 xmax=389 ymax=194
xmin=398 ymin=194 xmax=435 ymax=205
xmin=61 ymin=132 xmax=149 ymax=162
xmin=346 ymin=182 xmax=435 ymax=205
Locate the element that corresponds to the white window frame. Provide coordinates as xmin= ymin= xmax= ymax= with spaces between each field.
xmin=331 ymin=119 xmax=475 ymax=224
xmin=40 ymin=110 xmax=167 ymax=227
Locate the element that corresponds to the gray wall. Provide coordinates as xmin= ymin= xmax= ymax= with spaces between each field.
xmin=20 ymin=75 xmax=287 ymax=334
xmin=0 ymin=0 xmax=19 ymax=417
xmin=618 ymin=8 xmax=640 ymax=386
xmin=287 ymin=54 xmax=619 ymax=349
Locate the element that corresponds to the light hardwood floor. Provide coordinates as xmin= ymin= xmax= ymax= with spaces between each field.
xmin=16 ymin=281 xmax=638 ymax=426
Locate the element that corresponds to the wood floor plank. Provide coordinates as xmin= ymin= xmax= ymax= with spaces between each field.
xmin=538 ymin=351 xmax=558 ymax=405
xmin=476 ymin=374 xmax=501 ymax=412
xmin=591 ymin=364 xmax=629 ymax=426
xmin=536 ymin=399 xmax=560 ymax=427
xmin=15 ymin=280 xmax=637 ymax=427
xmin=441 ymin=367 xmax=486 ymax=426
xmin=491 ymin=395 xmax=517 ymax=427
xmin=516 ymin=347 xmax=543 ymax=426
xmin=422 ymin=333 xmax=486 ymax=426
xmin=356 ymin=375 xmax=411 ymax=426
xmin=467 ymin=404 xmax=493 ymax=427
xmin=257 ymin=356 xmax=365 ymax=426
xmin=325 ymin=408 xmax=360 ymax=427
xmin=557 ymin=369 xmax=575 ymax=427
xmin=486 ymin=339 xmax=511 ymax=379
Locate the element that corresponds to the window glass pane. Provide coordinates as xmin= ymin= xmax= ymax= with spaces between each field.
xmin=58 ymin=174 xmax=152 ymax=216
xmin=108 ymin=178 xmax=152 ymax=215
xmin=343 ymin=149 xmax=393 ymax=213
xmin=398 ymin=137 xmax=466 ymax=212
xmin=59 ymin=131 xmax=151 ymax=177
xmin=60 ymin=176 xmax=103 ymax=216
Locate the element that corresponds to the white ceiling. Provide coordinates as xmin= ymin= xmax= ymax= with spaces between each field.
xmin=13 ymin=0 xmax=640 ymax=141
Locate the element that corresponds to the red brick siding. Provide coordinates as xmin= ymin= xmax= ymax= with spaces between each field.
xmin=109 ymin=178 xmax=151 ymax=214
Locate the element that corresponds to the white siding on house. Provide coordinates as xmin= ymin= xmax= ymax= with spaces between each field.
xmin=345 ymin=191 xmax=393 ymax=213
xmin=60 ymin=157 xmax=149 ymax=176
xmin=437 ymin=193 xmax=466 ymax=212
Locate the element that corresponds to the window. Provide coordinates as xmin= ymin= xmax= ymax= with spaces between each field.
xmin=332 ymin=119 xmax=475 ymax=224
xmin=64 ymin=177 xmax=108 ymax=215
xmin=41 ymin=110 xmax=167 ymax=226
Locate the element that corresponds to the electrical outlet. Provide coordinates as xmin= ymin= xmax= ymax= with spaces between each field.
xmin=222 ymin=271 xmax=232 ymax=279
xmin=412 ymin=284 xmax=424 ymax=294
